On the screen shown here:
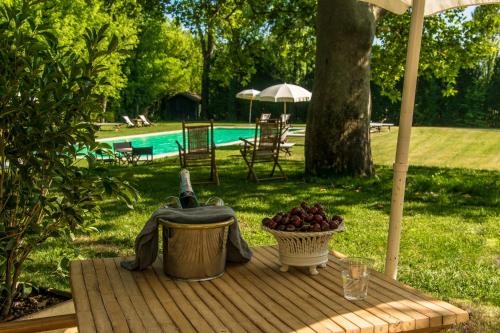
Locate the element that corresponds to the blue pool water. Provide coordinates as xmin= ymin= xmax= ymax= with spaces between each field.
xmin=100 ymin=127 xmax=258 ymax=156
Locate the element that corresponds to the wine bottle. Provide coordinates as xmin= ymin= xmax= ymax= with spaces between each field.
xmin=179 ymin=169 xmax=200 ymax=208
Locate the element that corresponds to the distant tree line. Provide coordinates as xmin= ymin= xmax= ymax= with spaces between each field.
xmin=12 ymin=0 xmax=498 ymax=128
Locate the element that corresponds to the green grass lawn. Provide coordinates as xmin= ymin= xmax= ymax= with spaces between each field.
xmin=27 ymin=124 xmax=500 ymax=332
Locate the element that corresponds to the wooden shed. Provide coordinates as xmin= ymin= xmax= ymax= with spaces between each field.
xmin=160 ymin=92 xmax=201 ymax=121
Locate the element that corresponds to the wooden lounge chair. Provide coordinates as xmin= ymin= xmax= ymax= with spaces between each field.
xmin=239 ymin=119 xmax=287 ymax=182
xmin=176 ymin=120 xmax=219 ymax=185
xmin=122 ymin=115 xmax=136 ymax=127
xmin=260 ymin=113 xmax=271 ymax=122
xmin=131 ymin=146 xmax=153 ymax=165
xmin=139 ymin=115 xmax=153 ymax=126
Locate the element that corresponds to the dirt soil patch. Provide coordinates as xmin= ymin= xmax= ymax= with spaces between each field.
xmin=5 ymin=287 xmax=70 ymax=321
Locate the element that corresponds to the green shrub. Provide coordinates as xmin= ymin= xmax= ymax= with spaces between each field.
xmin=0 ymin=1 xmax=137 ymax=318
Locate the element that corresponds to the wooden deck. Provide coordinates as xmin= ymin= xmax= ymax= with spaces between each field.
xmin=70 ymin=246 xmax=468 ymax=333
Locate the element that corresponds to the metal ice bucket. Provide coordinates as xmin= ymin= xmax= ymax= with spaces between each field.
xmin=160 ymin=218 xmax=234 ymax=281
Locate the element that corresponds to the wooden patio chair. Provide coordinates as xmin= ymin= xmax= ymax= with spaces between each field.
xmin=239 ymin=119 xmax=287 ymax=182
xmin=176 ymin=120 xmax=219 ymax=185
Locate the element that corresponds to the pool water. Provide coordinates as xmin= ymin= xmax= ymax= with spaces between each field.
xmin=100 ymin=127 xmax=259 ymax=156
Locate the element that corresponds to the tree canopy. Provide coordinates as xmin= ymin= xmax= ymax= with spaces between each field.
xmin=14 ymin=0 xmax=494 ymax=127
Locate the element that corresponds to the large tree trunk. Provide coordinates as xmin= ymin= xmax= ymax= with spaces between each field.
xmin=305 ymin=0 xmax=376 ymax=177
xmin=200 ymin=29 xmax=214 ymax=120
xmin=201 ymin=55 xmax=210 ymax=119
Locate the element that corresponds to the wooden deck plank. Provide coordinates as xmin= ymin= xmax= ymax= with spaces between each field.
xmin=70 ymin=261 xmax=97 ymax=333
xmin=80 ymin=260 xmax=114 ymax=333
xmin=216 ymin=271 xmax=294 ymax=332
xmin=328 ymin=254 xmax=459 ymax=326
xmin=112 ymin=258 xmax=163 ymax=333
xmin=209 ymin=275 xmax=283 ymax=333
xmin=226 ymin=266 xmax=319 ymax=333
xmin=102 ymin=259 xmax=147 ymax=333
xmin=70 ymin=247 xmax=467 ymax=333
xmin=147 ymin=266 xmax=197 ymax=333
xmin=244 ymin=253 xmax=364 ymax=333
xmin=255 ymin=248 xmax=389 ymax=333
xmin=152 ymin=266 xmax=214 ymax=332
xmin=255 ymin=247 xmax=389 ymax=333
xmin=189 ymin=281 xmax=247 ymax=333
xmin=264 ymin=247 xmax=415 ymax=333
xmin=361 ymin=277 xmax=445 ymax=327
xmin=348 ymin=258 xmax=468 ymax=325
xmin=368 ymin=276 xmax=455 ymax=327
xmin=131 ymin=269 xmax=180 ymax=332
xmin=325 ymin=260 xmax=444 ymax=329
xmin=92 ymin=259 xmax=130 ymax=333
xmin=175 ymin=280 xmax=230 ymax=332
xmin=198 ymin=278 xmax=262 ymax=332
xmin=313 ymin=260 xmax=422 ymax=330
xmin=263 ymin=246 xmax=420 ymax=333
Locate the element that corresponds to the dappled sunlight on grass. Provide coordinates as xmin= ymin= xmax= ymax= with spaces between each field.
xmin=26 ymin=126 xmax=499 ymax=329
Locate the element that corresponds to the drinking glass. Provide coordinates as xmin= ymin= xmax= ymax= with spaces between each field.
xmin=205 ymin=197 xmax=224 ymax=206
xmin=340 ymin=257 xmax=373 ymax=301
xmin=164 ymin=196 xmax=182 ymax=208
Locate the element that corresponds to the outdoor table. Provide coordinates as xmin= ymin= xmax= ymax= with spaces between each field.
xmin=70 ymin=246 xmax=468 ymax=333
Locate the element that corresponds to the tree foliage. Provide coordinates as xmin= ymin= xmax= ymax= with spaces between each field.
xmin=167 ymin=0 xmax=248 ymax=118
xmin=122 ymin=16 xmax=201 ymax=117
xmin=0 ymin=1 xmax=138 ymax=318
xmin=373 ymin=6 xmax=499 ymax=102
xmin=38 ymin=0 xmax=141 ymax=101
xmin=372 ymin=5 xmax=500 ymax=128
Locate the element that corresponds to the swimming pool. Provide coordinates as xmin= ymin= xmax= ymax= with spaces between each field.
xmin=98 ymin=127 xmax=258 ymax=157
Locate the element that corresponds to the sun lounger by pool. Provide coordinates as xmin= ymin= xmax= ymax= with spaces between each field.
xmin=122 ymin=115 xmax=136 ymax=127
xmin=139 ymin=115 xmax=153 ymax=126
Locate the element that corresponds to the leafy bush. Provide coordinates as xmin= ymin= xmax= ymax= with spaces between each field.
xmin=0 ymin=1 xmax=137 ymax=318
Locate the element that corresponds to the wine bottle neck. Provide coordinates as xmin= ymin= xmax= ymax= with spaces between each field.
xmin=179 ymin=168 xmax=193 ymax=193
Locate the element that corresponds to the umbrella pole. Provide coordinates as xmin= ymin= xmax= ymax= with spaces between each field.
xmin=385 ymin=0 xmax=426 ymax=279
xmin=284 ymin=102 xmax=287 ymax=115
xmin=249 ymin=100 xmax=253 ymax=124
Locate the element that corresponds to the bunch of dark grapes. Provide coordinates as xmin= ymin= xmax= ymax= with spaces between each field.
xmin=262 ymin=202 xmax=344 ymax=232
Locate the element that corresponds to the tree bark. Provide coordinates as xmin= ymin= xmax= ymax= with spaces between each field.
xmin=200 ymin=29 xmax=214 ymax=119
xmin=305 ymin=0 xmax=376 ymax=177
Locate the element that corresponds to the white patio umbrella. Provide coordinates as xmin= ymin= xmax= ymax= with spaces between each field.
xmin=236 ymin=89 xmax=261 ymax=123
xmin=258 ymin=83 xmax=312 ymax=115
xmin=360 ymin=0 xmax=500 ymax=279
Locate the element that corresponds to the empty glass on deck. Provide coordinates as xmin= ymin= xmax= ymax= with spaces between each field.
xmin=341 ymin=257 xmax=373 ymax=301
